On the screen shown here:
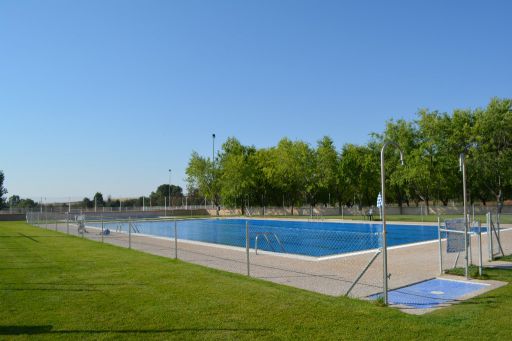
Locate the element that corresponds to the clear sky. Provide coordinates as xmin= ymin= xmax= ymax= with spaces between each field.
xmin=1 ymin=0 xmax=511 ymax=201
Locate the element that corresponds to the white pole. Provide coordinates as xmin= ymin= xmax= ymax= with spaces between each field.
xmin=438 ymin=217 xmax=443 ymax=275
xmin=380 ymin=142 xmax=404 ymax=306
xmin=246 ymin=221 xmax=250 ymax=276
xmin=460 ymin=153 xmax=469 ymax=280
xmin=168 ymin=169 xmax=172 ymax=211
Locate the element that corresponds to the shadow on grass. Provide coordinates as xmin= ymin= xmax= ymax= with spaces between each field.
xmin=0 ymin=325 xmax=272 ymax=335
xmin=0 ymin=287 xmax=101 ymax=292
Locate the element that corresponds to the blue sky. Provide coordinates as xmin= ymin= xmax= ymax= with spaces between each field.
xmin=1 ymin=0 xmax=511 ymax=201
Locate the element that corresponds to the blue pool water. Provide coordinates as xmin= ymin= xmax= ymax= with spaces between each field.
xmin=370 ymin=278 xmax=488 ymax=308
xmin=89 ymin=218 xmax=448 ymax=257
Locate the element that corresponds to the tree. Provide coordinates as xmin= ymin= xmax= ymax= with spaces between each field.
xmin=472 ymin=98 xmax=512 ymax=208
xmin=316 ymin=136 xmax=338 ymax=206
xmin=82 ymin=197 xmax=93 ymax=209
xmin=259 ymin=138 xmax=316 ymax=214
xmin=8 ymin=195 xmax=21 ymax=207
xmin=186 ymin=151 xmax=220 ymax=206
xmin=150 ymin=184 xmax=183 ymax=206
xmin=18 ymin=198 xmax=37 ymax=208
xmin=0 ymin=171 xmax=7 ymax=209
xmin=93 ymin=192 xmax=105 ymax=207
xmin=338 ymin=144 xmax=379 ymax=208
xmin=218 ymin=138 xmax=258 ymax=213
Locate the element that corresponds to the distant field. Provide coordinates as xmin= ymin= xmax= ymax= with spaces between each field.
xmin=1 ymin=221 xmax=512 ymax=340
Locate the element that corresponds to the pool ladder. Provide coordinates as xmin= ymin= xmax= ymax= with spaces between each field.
xmin=254 ymin=232 xmax=286 ymax=255
xmin=115 ymin=222 xmax=141 ymax=233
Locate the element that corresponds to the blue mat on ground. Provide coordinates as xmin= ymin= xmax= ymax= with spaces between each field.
xmin=370 ymin=278 xmax=488 ymax=309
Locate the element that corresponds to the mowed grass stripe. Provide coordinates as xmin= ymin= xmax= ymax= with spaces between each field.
xmin=1 ymin=221 xmax=511 ymax=340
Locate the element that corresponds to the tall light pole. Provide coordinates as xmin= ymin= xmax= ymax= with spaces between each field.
xmin=212 ymin=133 xmax=216 ymax=208
xmin=380 ymin=141 xmax=404 ymax=306
xmin=212 ymin=133 xmax=216 ymax=163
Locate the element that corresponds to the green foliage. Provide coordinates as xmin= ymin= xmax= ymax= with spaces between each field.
xmin=82 ymin=197 xmax=93 ymax=208
xmin=93 ymin=192 xmax=105 ymax=207
xmin=185 ymin=98 xmax=512 ymax=208
xmin=186 ymin=151 xmax=221 ymax=205
xmin=150 ymin=184 xmax=183 ymax=206
xmin=8 ymin=195 xmax=37 ymax=208
xmin=0 ymin=170 xmax=7 ymax=209
xmin=218 ymin=138 xmax=259 ymax=212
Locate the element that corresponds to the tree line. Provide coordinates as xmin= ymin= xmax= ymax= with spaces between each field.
xmin=78 ymin=185 xmax=186 ymax=209
xmin=2 ymin=183 xmax=188 ymax=210
xmin=186 ymin=98 xmax=512 ymax=213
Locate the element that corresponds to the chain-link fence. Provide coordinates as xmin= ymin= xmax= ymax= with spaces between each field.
xmin=24 ymin=210 xmax=512 ymax=302
xmin=434 ymin=212 xmax=512 ymax=277
xmin=487 ymin=212 xmax=512 ymax=260
xmin=25 ymin=213 xmax=386 ymax=298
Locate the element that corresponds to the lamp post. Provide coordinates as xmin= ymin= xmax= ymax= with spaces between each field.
xmin=380 ymin=141 xmax=404 ymax=305
xmin=212 ymin=133 xmax=216 ymax=208
xmin=212 ymin=133 xmax=216 ymax=163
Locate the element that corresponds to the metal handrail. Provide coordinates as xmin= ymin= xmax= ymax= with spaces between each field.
xmin=254 ymin=232 xmax=286 ymax=255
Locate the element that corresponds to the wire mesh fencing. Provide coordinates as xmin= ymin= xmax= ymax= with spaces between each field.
xmin=487 ymin=212 xmax=512 ymax=260
xmin=437 ymin=217 xmax=485 ymax=276
xmin=25 ymin=213 xmax=387 ymax=298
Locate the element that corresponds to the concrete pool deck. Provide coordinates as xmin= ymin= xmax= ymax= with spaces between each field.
xmin=44 ymin=219 xmax=511 ymax=313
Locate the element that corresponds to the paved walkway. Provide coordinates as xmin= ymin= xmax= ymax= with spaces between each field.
xmin=36 ymin=220 xmax=512 ymax=301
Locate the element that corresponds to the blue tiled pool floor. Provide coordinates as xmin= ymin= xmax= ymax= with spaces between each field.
xmin=370 ymin=278 xmax=488 ymax=309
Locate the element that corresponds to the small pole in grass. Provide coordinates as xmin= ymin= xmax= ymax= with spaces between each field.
xmin=174 ymin=218 xmax=178 ymax=259
xmin=66 ymin=213 xmax=69 ymax=234
xmin=246 ymin=221 xmax=250 ymax=276
xmin=478 ymin=220 xmax=483 ymax=277
xmin=438 ymin=216 xmax=443 ymax=275
xmin=128 ymin=217 xmax=132 ymax=249
xmin=101 ymin=214 xmax=104 ymax=243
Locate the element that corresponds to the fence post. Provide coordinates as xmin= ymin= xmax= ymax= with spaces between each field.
xmin=128 ymin=217 xmax=132 ymax=249
xmin=55 ymin=214 xmax=58 ymax=232
xmin=478 ymin=220 xmax=483 ymax=277
xmin=487 ymin=212 xmax=493 ymax=261
xmin=246 ymin=221 xmax=250 ymax=276
xmin=438 ymin=217 xmax=443 ymax=275
xmin=174 ymin=219 xmax=178 ymax=259
xmin=101 ymin=214 xmax=104 ymax=243
xmin=468 ymin=221 xmax=473 ymax=266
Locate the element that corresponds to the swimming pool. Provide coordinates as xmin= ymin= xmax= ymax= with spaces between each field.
xmin=88 ymin=218 xmax=447 ymax=257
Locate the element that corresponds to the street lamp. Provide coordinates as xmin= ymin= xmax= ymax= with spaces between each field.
xmin=212 ymin=133 xmax=216 ymax=208
xmin=212 ymin=133 xmax=216 ymax=163
xmin=380 ymin=141 xmax=404 ymax=305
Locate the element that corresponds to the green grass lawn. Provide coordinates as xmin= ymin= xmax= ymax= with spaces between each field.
xmin=1 ymin=221 xmax=512 ymax=340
